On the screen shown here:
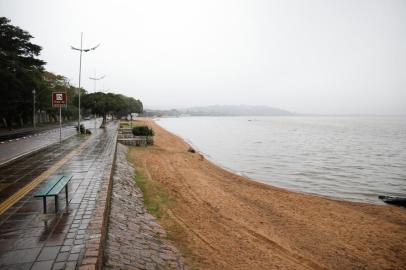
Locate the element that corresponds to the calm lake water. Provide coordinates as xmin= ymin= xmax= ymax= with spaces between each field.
xmin=157 ymin=116 xmax=406 ymax=204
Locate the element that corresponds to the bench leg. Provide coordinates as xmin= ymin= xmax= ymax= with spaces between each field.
xmin=65 ymin=185 xmax=69 ymax=208
xmin=55 ymin=195 xmax=58 ymax=213
xmin=42 ymin=197 xmax=47 ymax=214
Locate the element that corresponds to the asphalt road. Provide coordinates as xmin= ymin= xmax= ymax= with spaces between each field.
xmin=0 ymin=123 xmax=74 ymax=142
xmin=0 ymin=118 xmax=103 ymax=166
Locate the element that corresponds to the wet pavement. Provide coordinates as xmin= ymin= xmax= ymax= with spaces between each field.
xmin=0 ymin=122 xmax=78 ymax=142
xmin=0 ymin=119 xmax=102 ymax=166
xmin=0 ymin=121 xmax=118 ymax=269
xmin=0 ymin=135 xmax=87 ymax=205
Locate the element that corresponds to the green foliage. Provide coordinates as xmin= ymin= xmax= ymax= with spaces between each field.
xmin=115 ymin=94 xmax=143 ymax=118
xmin=81 ymin=92 xmax=143 ymax=127
xmin=133 ymin=169 xmax=173 ymax=219
xmin=76 ymin=124 xmax=86 ymax=134
xmin=120 ymin=121 xmax=139 ymax=128
xmin=35 ymin=71 xmax=80 ymax=122
xmin=132 ymin=126 xmax=154 ymax=136
xmin=0 ymin=17 xmax=46 ymax=128
xmin=120 ymin=122 xmax=130 ymax=128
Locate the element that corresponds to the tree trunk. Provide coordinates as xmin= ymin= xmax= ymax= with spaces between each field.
xmin=2 ymin=117 xmax=7 ymax=129
xmin=18 ymin=114 xmax=24 ymax=127
xmin=6 ymin=113 xmax=13 ymax=130
xmin=101 ymin=114 xmax=106 ymax=128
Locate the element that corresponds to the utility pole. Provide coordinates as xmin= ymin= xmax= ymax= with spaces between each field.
xmin=32 ymin=89 xmax=36 ymax=128
xmin=71 ymin=33 xmax=100 ymax=133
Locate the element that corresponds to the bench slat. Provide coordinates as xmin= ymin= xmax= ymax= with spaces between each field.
xmin=47 ymin=175 xmax=72 ymax=196
xmin=35 ymin=175 xmax=64 ymax=197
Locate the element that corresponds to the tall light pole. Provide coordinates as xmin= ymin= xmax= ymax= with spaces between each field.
xmin=89 ymin=73 xmax=105 ymax=132
xmin=94 ymin=100 xmax=97 ymax=132
xmin=71 ymin=33 xmax=100 ymax=132
xmin=89 ymin=74 xmax=106 ymax=92
xmin=32 ymin=89 xmax=36 ymax=128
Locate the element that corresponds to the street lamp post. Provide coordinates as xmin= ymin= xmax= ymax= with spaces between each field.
xmin=32 ymin=89 xmax=36 ymax=129
xmin=89 ymin=73 xmax=105 ymax=132
xmin=89 ymin=74 xmax=106 ymax=92
xmin=94 ymin=100 xmax=97 ymax=133
xmin=71 ymin=33 xmax=100 ymax=133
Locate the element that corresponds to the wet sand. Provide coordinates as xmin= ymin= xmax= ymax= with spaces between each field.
xmin=128 ymin=118 xmax=406 ymax=270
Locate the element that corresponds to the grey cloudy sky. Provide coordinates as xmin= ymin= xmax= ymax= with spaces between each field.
xmin=1 ymin=0 xmax=405 ymax=114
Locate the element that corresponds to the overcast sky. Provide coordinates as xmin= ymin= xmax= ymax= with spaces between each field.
xmin=1 ymin=0 xmax=405 ymax=114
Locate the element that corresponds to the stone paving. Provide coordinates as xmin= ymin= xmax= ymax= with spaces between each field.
xmin=104 ymin=144 xmax=188 ymax=270
xmin=0 ymin=121 xmax=118 ymax=269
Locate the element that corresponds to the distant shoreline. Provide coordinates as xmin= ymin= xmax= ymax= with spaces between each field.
xmin=143 ymin=104 xmax=406 ymax=117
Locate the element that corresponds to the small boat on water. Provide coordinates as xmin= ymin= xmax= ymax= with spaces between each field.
xmin=378 ymin=196 xmax=406 ymax=207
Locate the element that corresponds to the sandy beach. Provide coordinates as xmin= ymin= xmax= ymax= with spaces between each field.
xmin=128 ymin=118 xmax=406 ymax=270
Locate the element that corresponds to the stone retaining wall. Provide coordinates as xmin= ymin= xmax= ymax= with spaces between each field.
xmin=103 ymin=143 xmax=188 ymax=270
xmin=117 ymin=128 xmax=154 ymax=146
xmin=118 ymin=128 xmax=134 ymax=139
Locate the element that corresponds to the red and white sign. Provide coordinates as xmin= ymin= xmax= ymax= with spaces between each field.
xmin=52 ymin=92 xmax=67 ymax=108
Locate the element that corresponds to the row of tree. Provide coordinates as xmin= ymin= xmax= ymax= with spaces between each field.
xmin=0 ymin=17 xmax=143 ymax=130
xmin=82 ymin=92 xmax=143 ymax=127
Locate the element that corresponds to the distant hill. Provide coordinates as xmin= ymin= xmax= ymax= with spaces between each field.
xmin=180 ymin=105 xmax=293 ymax=116
xmin=141 ymin=109 xmax=180 ymax=117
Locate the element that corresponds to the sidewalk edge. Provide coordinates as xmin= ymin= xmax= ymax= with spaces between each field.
xmin=79 ymin=131 xmax=118 ymax=270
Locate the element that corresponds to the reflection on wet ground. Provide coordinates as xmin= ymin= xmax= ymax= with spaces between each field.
xmin=0 ymin=121 xmax=117 ymax=270
xmin=0 ymin=119 xmax=103 ymax=166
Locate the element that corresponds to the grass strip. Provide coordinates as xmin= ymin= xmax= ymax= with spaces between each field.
xmin=120 ymin=121 xmax=142 ymax=129
xmin=133 ymin=168 xmax=174 ymax=219
xmin=129 ymin=150 xmax=201 ymax=269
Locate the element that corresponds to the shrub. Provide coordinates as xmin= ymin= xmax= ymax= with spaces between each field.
xmin=76 ymin=124 xmax=86 ymax=134
xmin=132 ymin=126 xmax=154 ymax=136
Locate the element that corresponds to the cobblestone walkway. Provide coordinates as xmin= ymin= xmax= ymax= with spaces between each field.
xmin=104 ymin=144 xmax=187 ymax=270
xmin=0 ymin=122 xmax=118 ymax=270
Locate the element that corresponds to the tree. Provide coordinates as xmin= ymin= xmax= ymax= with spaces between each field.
xmin=0 ymin=17 xmax=46 ymax=128
xmin=114 ymin=94 xmax=143 ymax=118
xmin=38 ymin=71 xmax=81 ymax=122
xmin=0 ymin=17 xmax=144 ymax=128
xmin=82 ymin=92 xmax=143 ymax=127
xmin=81 ymin=92 xmax=110 ymax=127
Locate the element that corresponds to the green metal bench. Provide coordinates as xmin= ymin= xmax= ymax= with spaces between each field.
xmin=35 ymin=175 xmax=73 ymax=213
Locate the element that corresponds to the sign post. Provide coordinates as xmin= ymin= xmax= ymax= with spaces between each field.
xmin=52 ymin=92 xmax=67 ymax=144
xmin=59 ymin=107 xmax=62 ymax=142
